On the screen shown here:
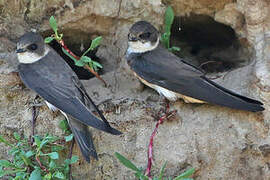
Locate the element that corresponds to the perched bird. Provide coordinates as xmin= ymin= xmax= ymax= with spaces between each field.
xmin=126 ymin=21 xmax=264 ymax=112
xmin=16 ymin=32 xmax=122 ymax=162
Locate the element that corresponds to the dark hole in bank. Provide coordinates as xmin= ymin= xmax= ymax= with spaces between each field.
xmin=41 ymin=30 xmax=103 ymax=80
xmin=170 ymin=14 xmax=253 ymax=73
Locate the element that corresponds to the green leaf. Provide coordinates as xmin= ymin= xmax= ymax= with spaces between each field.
xmin=70 ymin=156 xmax=79 ymax=164
xmin=90 ymin=36 xmax=102 ymax=50
xmin=92 ymin=61 xmax=103 ymax=68
xmin=90 ymin=60 xmax=103 ymax=72
xmin=34 ymin=136 xmax=41 ymax=148
xmin=168 ymin=46 xmax=181 ymax=52
xmin=81 ymin=36 xmax=102 ymax=57
xmin=61 ymin=48 xmax=79 ymax=63
xmin=51 ymin=145 xmax=65 ymax=152
xmin=134 ymin=171 xmax=149 ymax=180
xmin=59 ymin=119 xmax=69 ymax=132
xmin=47 ymin=152 xmax=59 ymax=160
xmin=161 ymin=32 xmax=170 ymax=49
xmin=44 ymin=172 xmax=52 ymax=180
xmin=29 ymin=168 xmax=42 ymax=180
xmin=0 ymin=168 xmax=27 ymax=178
xmin=53 ymin=171 xmax=65 ymax=179
xmin=80 ymin=56 xmax=92 ymax=63
xmin=0 ymin=160 xmax=14 ymax=168
xmin=49 ymin=16 xmax=58 ymax=33
xmin=45 ymin=134 xmax=59 ymax=143
xmin=173 ymin=168 xmax=195 ymax=180
xmin=15 ymin=172 xmax=28 ymax=180
xmin=44 ymin=37 xmax=55 ymax=44
xmin=92 ymin=64 xmax=98 ymax=72
xmin=65 ymin=134 xmax=73 ymax=142
xmin=25 ymin=150 xmax=34 ymax=158
xmin=159 ymin=162 xmax=167 ymax=180
xmin=75 ymin=60 xmax=85 ymax=67
xmin=114 ymin=152 xmax=140 ymax=172
xmin=13 ymin=132 xmax=20 ymax=140
xmin=39 ymin=139 xmax=49 ymax=149
xmin=164 ymin=6 xmax=174 ymax=33
xmin=49 ymin=160 xmax=56 ymax=170
xmin=0 ymin=135 xmax=12 ymax=146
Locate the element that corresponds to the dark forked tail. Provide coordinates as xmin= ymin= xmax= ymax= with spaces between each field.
xmin=68 ymin=117 xmax=98 ymax=163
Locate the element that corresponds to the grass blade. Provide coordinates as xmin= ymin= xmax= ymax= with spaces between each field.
xmin=159 ymin=161 xmax=167 ymax=180
xmin=173 ymin=168 xmax=195 ymax=180
xmin=114 ymin=152 xmax=140 ymax=172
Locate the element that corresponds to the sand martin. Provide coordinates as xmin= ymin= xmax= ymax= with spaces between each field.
xmin=126 ymin=21 xmax=264 ymax=112
xmin=16 ymin=32 xmax=122 ymax=162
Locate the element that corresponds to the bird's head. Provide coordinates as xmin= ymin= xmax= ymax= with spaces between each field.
xmin=16 ymin=32 xmax=48 ymax=64
xmin=127 ymin=21 xmax=159 ymax=54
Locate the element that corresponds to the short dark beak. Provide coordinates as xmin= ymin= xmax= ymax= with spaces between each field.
xmin=128 ymin=33 xmax=138 ymax=41
xmin=16 ymin=48 xmax=26 ymax=53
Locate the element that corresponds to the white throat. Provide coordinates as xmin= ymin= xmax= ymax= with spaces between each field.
xmin=127 ymin=38 xmax=159 ymax=54
xmin=17 ymin=46 xmax=49 ymax=64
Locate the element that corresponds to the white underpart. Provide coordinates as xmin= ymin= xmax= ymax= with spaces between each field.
xmin=45 ymin=101 xmax=58 ymax=112
xmin=17 ymin=46 xmax=49 ymax=64
xmin=45 ymin=101 xmax=68 ymax=120
xmin=154 ymin=85 xmax=178 ymax=101
xmin=135 ymin=74 xmax=178 ymax=101
xmin=151 ymin=84 xmax=205 ymax=103
xmin=135 ymin=73 xmax=204 ymax=103
xmin=127 ymin=38 xmax=159 ymax=54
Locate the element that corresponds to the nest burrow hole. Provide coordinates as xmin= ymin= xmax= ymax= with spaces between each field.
xmin=171 ymin=14 xmax=254 ymax=73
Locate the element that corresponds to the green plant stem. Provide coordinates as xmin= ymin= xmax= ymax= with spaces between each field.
xmin=166 ymin=35 xmax=170 ymax=49
xmin=20 ymin=154 xmax=29 ymax=166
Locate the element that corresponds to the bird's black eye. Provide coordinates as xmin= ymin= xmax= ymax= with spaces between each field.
xmin=28 ymin=43 xmax=38 ymax=51
xmin=139 ymin=32 xmax=151 ymax=39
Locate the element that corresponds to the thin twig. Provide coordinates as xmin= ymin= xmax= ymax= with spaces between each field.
xmin=199 ymin=60 xmax=220 ymax=69
xmin=84 ymin=65 xmax=107 ymax=87
xmin=31 ymin=106 xmax=39 ymax=144
xmin=68 ymin=139 xmax=75 ymax=180
xmin=117 ymin=0 xmax=122 ymax=17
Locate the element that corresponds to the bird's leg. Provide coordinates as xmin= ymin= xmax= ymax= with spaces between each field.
xmin=164 ymin=98 xmax=170 ymax=114
xmin=160 ymin=98 xmax=177 ymax=121
xmin=28 ymin=95 xmax=45 ymax=107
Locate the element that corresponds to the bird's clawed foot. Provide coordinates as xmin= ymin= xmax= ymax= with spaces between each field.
xmin=159 ymin=98 xmax=177 ymax=121
xmin=28 ymin=95 xmax=45 ymax=107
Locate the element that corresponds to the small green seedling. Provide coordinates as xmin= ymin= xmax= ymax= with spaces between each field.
xmin=0 ymin=120 xmax=78 ymax=179
xmin=44 ymin=16 xmax=63 ymax=42
xmin=115 ymin=152 xmax=195 ymax=180
xmin=62 ymin=36 xmax=103 ymax=72
xmin=160 ymin=6 xmax=180 ymax=52
xmin=59 ymin=119 xmax=74 ymax=143
xmin=45 ymin=16 xmax=103 ymax=72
